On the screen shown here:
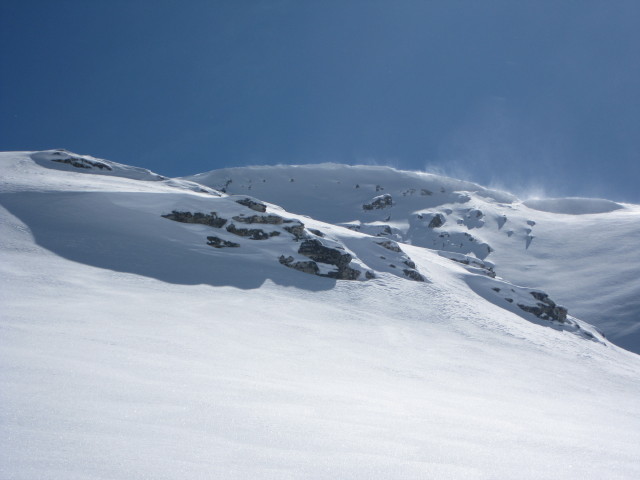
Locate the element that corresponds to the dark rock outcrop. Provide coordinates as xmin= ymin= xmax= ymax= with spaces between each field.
xmin=235 ymin=198 xmax=267 ymax=212
xmin=428 ymin=213 xmax=445 ymax=228
xmin=232 ymin=214 xmax=284 ymax=225
xmin=52 ymin=154 xmax=113 ymax=171
xmin=518 ymin=291 xmax=568 ymax=323
xmin=376 ymin=240 xmax=402 ymax=253
xmin=297 ymin=239 xmax=361 ymax=280
xmin=299 ymin=239 xmax=351 ymax=268
xmin=283 ymin=221 xmax=307 ymax=241
xmin=363 ymin=194 xmax=393 ymax=211
xmin=162 ymin=211 xmax=227 ymax=228
xmin=403 ymin=269 xmax=425 ymax=282
xmin=226 ymin=224 xmax=280 ymax=240
xmin=279 ymin=255 xmax=319 ymax=275
xmin=206 ymin=236 xmax=240 ymax=248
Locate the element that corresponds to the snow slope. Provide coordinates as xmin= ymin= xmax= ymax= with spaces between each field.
xmin=187 ymin=163 xmax=640 ymax=353
xmin=2 ymin=151 xmax=640 ymax=479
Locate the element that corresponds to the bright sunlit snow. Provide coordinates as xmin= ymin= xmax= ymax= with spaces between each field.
xmin=1 ymin=151 xmax=640 ymax=479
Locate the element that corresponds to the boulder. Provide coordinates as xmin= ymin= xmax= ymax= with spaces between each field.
xmin=363 ymin=194 xmax=393 ymax=210
xmin=428 ymin=213 xmax=445 ymax=228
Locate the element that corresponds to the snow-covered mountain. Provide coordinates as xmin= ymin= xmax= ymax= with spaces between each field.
xmin=2 ymin=150 xmax=640 ymax=479
xmin=186 ymin=164 xmax=640 ymax=353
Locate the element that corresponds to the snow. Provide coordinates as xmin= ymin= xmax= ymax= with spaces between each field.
xmin=187 ymin=163 xmax=640 ymax=352
xmin=523 ymin=197 xmax=624 ymax=215
xmin=2 ymin=151 xmax=640 ymax=479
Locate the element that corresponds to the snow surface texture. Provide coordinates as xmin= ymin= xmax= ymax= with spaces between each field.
xmin=188 ymin=163 xmax=640 ymax=353
xmin=1 ymin=151 xmax=640 ymax=479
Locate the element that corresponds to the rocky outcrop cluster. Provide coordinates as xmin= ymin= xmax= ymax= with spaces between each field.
xmin=375 ymin=240 xmax=425 ymax=281
xmin=518 ymin=291 xmax=568 ymax=323
xmin=297 ymin=239 xmax=361 ymax=280
xmin=51 ymin=151 xmax=112 ymax=171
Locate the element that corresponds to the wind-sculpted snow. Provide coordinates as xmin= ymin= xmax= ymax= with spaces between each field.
xmin=2 ymin=151 xmax=640 ymax=479
xmin=523 ymin=197 xmax=625 ymax=215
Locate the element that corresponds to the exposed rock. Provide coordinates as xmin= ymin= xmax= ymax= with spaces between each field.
xmin=162 ymin=211 xmax=227 ymax=228
xmin=297 ymin=239 xmax=361 ymax=280
xmin=279 ymin=255 xmax=319 ymax=275
xmin=49 ymin=151 xmax=113 ymax=170
xmin=232 ymin=214 xmax=284 ymax=225
xmin=518 ymin=291 xmax=568 ymax=323
xmin=219 ymin=179 xmax=232 ymax=193
xmin=375 ymin=226 xmax=392 ymax=237
xmin=363 ymin=194 xmax=393 ymax=211
xmin=376 ymin=184 xmax=384 ymax=192
xmin=235 ymin=198 xmax=267 ymax=212
xmin=309 ymin=229 xmax=325 ymax=237
xmin=206 ymin=236 xmax=240 ymax=248
xmin=428 ymin=213 xmax=446 ymax=228
xmin=226 ymin=224 xmax=280 ymax=240
xmin=329 ymin=266 xmax=361 ymax=280
xmin=403 ymin=259 xmax=417 ymax=269
xmin=421 ymin=189 xmax=433 ymax=196
xmin=283 ymin=221 xmax=307 ymax=241
xmin=298 ymin=239 xmax=351 ymax=268
xmin=365 ymin=271 xmax=376 ymax=279
xmin=403 ymin=269 xmax=425 ymax=282
xmin=376 ymin=240 xmax=402 ymax=253
xmin=52 ymin=155 xmax=112 ymax=170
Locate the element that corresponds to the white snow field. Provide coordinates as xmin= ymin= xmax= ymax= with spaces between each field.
xmin=1 ymin=150 xmax=640 ymax=479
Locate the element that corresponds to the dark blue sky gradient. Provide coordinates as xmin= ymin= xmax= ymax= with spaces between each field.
xmin=2 ymin=0 xmax=639 ymax=201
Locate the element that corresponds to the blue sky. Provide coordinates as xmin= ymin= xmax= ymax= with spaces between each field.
xmin=2 ymin=0 xmax=639 ymax=201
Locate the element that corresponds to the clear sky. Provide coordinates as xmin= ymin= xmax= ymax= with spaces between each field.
xmin=2 ymin=0 xmax=639 ymax=201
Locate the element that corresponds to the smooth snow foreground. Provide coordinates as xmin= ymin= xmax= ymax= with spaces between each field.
xmin=1 ymin=151 xmax=640 ymax=479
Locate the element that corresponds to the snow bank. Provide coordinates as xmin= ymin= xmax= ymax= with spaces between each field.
xmin=523 ymin=197 xmax=624 ymax=215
